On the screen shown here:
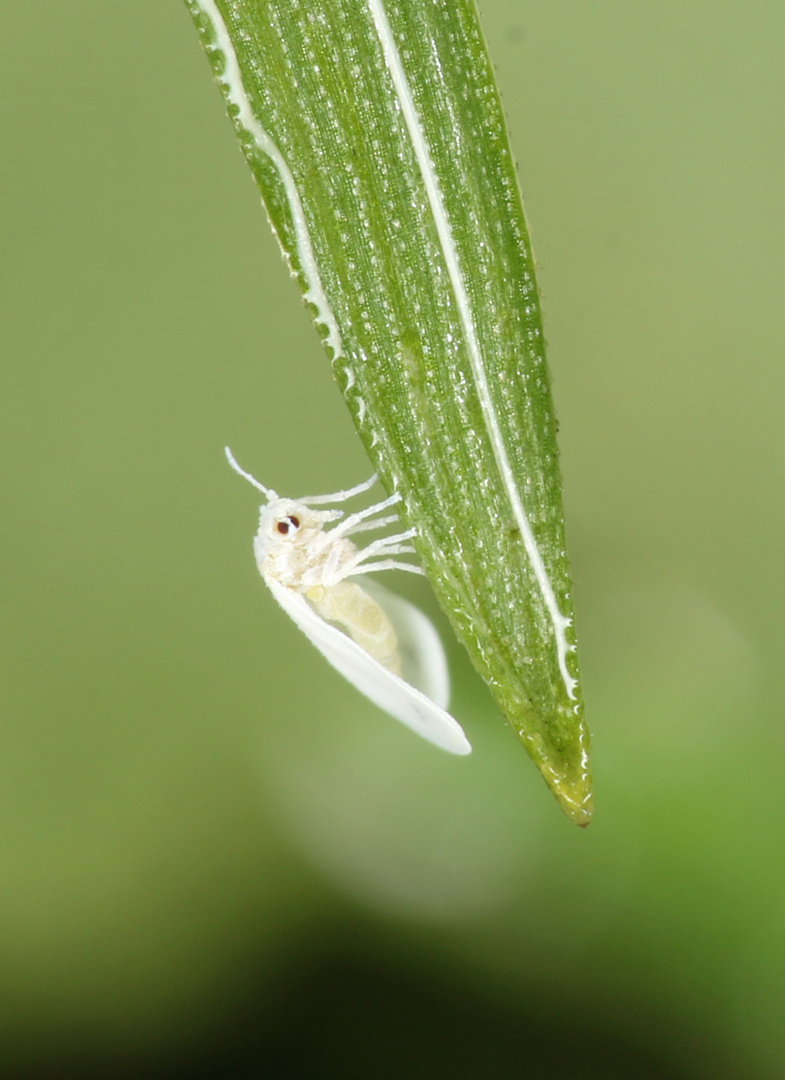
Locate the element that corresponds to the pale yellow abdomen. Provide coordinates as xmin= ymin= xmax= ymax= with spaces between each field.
xmin=306 ymin=581 xmax=402 ymax=676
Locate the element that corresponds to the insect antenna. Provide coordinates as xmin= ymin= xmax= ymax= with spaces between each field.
xmin=225 ymin=447 xmax=277 ymax=499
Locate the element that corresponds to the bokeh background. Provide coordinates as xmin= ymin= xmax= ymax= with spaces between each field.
xmin=2 ymin=1 xmax=784 ymax=1076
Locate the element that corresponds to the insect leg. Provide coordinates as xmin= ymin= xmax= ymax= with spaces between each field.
xmin=361 ymin=528 xmax=417 ymax=553
xmin=338 ymin=531 xmax=419 ymax=577
xmin=344 ymin=513 xmax=400 ymax=536
xmin=348 ymin=559 xmax=426 ymax=577
xmin=333 ymin=493 xmax=401 ymax=533
xmin=322 ymin=540 xmax=346 ymax=583
xmin=359 ymin=544 xmax=419 ymax=560
xmin=314 ymin=493 xmax=402 ymax=551
xmin=299 ymin=474 xmax=379 ymax=505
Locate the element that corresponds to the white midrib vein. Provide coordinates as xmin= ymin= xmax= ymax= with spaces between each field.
xmin=366 ymin=0 xmax=577 ymax=700
xmin=195 ymin=0 xmax=576 ymax=699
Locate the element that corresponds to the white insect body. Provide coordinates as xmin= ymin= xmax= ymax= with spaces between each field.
xmin=226 ymin=448 xmax=470 ymax=755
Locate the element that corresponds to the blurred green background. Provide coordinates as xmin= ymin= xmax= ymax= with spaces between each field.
xmin=2 ymin=1 xmax=784 ymax=1076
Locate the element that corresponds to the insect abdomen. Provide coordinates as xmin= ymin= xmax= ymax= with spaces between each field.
xmin=306 ymin=581 xmax=402 ymax=676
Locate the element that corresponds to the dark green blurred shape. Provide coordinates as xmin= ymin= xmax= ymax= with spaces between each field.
xmin=1 ymin=1 xmax=785 ymax=1077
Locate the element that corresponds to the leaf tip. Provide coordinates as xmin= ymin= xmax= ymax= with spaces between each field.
xmin=508 ymin=698 xmax=593 ymax=826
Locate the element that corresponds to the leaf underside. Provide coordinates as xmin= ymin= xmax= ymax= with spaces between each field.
xmin=185 ymin=0 xmax=592 ymax=825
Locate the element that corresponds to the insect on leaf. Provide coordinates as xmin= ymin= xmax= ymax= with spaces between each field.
xmin=186 ymin=0 xmax=593 ymax=824
xmin=226 ymin=448 xmax=471 ymax=755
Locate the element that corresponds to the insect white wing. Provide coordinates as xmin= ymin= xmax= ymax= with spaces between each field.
xmin=226 ymin=448 xmax=471 ymax=755
xmin=359 ymin=578 xmax=449 ymax=709
xmin=268 ymin=580 xmax=470 ymax=754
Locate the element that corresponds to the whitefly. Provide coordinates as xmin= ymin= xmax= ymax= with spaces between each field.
xmin=226 ymin=447 xmax=471 ymax=755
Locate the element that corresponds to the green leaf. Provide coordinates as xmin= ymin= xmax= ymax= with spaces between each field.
xmin=184 ymin=0 xmax=592 ymax=825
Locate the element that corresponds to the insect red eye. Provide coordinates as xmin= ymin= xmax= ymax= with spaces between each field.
xmin=276 ymin=516 xmax=300 ymax=535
